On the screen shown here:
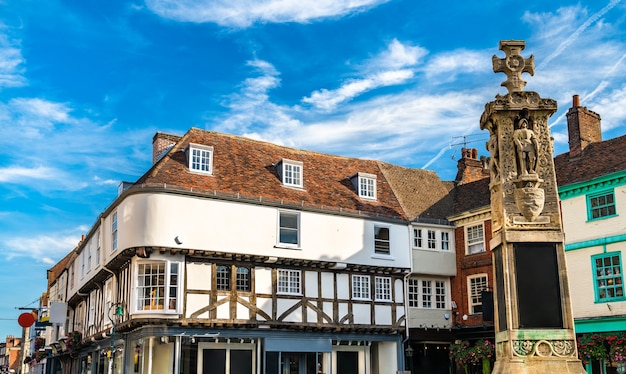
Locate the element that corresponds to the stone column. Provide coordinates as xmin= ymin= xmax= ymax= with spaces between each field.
xmin=480 ymin=40 xmax=585 ymax=374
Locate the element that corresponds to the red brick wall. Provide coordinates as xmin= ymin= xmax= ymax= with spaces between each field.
xmin=566 ymin=102 xmax=601 ymax=158
xmin=451 ymin=219 xmax=494 ymax=327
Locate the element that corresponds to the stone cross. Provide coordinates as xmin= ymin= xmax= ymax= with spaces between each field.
xmin=492 ymin=40 xmax=535 ymax=93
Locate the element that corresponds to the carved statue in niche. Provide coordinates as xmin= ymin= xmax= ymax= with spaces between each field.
xmin=484 ymin=118 xmax=500 ymax=182
xmin=513 ymin=117 xmax=539 ymax=177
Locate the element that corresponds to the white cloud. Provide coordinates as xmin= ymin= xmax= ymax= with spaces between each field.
xmin=0 ymin=166 xmax=58 ymax=183
xmin=303 ymin=40 xmax=424 ymax=110
xmin=3 ymin=230 xmax=82 ymax=263
xmin=423 ymin=49 xmax=486 ymax=79
xmin=0 ymin=33 xmax=26 ymax=89
xmin=367 ymin=39 xmax=428 ymax=71
xmin=303 ymin=69 xmax=414 ymax=111
xmin=532 ymin=0 xmax=622 ymax=71
xmin=145 ymin=0 xmax=389 ymax=28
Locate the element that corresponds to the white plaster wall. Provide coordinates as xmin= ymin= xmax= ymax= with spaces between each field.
xmin=406 ymin=307 xmax=453 ymax=330
xmin=374 ymin=341 xmax=398 ymax=374
xmin=412 ymin=249 xmax=456 ymax=276
xmin=255 ymin=268 xmax=272 ymax=295
xmin=565 ymin=244 xmax=626 ymax=319
xmin=323 ymin=301 xmax=333 ymax=321
xmin=336 ymin=274 xmax=349 ymax=299
xmin=338 ymin=302 xmax=349 ymax=323
xmin=236 ymin=296 xmax=249 ymax=319
xmin=321 ymin=273 xmax=334 ymax=299
xmin=256 ymin=296 xmax=272 ymax=322
xmin=186 ymin=262 xmax=211 ymax=291
xmin=276 ymin=299 xmax=301 ymax=323
xmin=186 ymin=294 xmax=210 ymax=318
xmin=394 ymin=279 xmax=404 ymax=303
xmin=561 ymin=185 xmax=626 ymax=244
xmin=307 ymin=306 xmax=317 ymax=323
xmin=216 ymin=296 xmax=229 ymax=319
xmin=374 ymin=305 xmax=392 ymax=325
xmin=352 ymin=304 xmax=371 ymax=325
xmin=305 ymin=271 xmax=318 ymax=297
xmin=107 ymin=192 xmax=411 ymax=269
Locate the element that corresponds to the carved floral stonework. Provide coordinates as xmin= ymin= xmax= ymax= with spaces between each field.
xmin=511 ymin=339 xmax=576 ymax=358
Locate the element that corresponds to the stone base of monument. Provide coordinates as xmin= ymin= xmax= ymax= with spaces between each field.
xmin=491 ymin=329 xmax=586 ymax=374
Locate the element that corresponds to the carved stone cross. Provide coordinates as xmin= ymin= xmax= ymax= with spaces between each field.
xmin=492 ymin=40 xmax=535 ymax=93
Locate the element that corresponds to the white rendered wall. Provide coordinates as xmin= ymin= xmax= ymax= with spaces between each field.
xmin=561 ymin=185 xmax=626 ymax=244
xmin=109 ymin=192 xmax=411 ymax=269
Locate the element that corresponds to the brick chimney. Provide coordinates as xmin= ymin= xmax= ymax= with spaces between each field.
xmin=152 ymin=132 xmax=181 ymax=164
xmin=455 ymin=147 xmax=488 ymax=185
xmin=566 ymin=94 xmax=602 ymax=157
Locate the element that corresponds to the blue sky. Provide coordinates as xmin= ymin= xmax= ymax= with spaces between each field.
xmin=1 ymin=0 xmax=625 ymax=338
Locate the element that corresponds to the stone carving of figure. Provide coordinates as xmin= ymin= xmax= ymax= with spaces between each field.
xmin=513 ymin=118 xmax=538 ymax=176
xmin=487 ymin=133 xmax=499 ymax=181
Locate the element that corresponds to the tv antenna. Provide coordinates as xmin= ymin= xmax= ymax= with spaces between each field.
xmin=449 ymin=134 xmax=487 ymax=160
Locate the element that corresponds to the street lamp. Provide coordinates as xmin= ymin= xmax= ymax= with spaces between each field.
xmin=108 ymin=303 xmax=124 ymax=374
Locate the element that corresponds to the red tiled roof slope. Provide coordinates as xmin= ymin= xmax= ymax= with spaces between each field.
xmin=452 ymin=177 xmax=490 ymax=215
xmin=136 ymin=128 xmax=411 ymax=220
xmin=554 ymin=134 xmax=626 ymax=187
xmin=378 ymin=162 xmax=455 ymax=221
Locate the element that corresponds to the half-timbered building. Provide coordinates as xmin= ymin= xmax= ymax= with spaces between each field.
xmin=47 ymin=128 xmax=427 ymax=374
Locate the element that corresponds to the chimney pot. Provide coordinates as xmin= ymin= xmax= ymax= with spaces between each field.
xmin=573 ymin=95 xmax=580 ymax=107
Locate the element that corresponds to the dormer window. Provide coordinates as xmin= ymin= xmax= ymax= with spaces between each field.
xmin=277 ymin=159 xmax=303 ymax=188
xmin=350 ymin=172 xmax=377 ymax=200
xmin=187 ymin=143 xmax=213 ymax=174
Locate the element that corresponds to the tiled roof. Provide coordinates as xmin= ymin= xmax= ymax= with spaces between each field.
xmin=378 ymin=162 xmax=455 ymax=221
xmin=47 ymin=250 xmax=73 ymax=288
xmin=452 ymin=177 xmax=490 ymax=215
xmin=554 ymin=134 xmax=626 ymax=187
xmin=136 ymin=128 xmax=418 ymax=220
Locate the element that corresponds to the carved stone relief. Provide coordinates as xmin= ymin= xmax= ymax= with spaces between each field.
xmin=511 ymin=339 xmax=576 ymax=358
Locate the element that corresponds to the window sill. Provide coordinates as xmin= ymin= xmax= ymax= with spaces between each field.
xmin=371 ymin=254 xmax=395 ymax=261
xmin=594 ymin=297 xmax=626 ymax=303
xmin=465 ymin=251 xmax=487 ymax=256
xmin=274 ymin=244 xmax=301 ymax=250
xmin=586 ymin=213 xmax=619 ymax=223
xmin=188 ymin=169 xmax=213 ymax=176
xmin=414 ymin=247 xmax=453 ymax=253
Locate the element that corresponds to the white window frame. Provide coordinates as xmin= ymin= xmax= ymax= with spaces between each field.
xmin=80 ymin=250 xmax=86 ymax=279
xmin=407 ymin=278 xmax=419 ymax=307
xmin=427 ymin=230 xmax=436 ymax=249
xmin=441 ymin=232 xmax=450 ymax=251
xmin=408 ymin=278 xmax=447 ymax=309
xmin=435 ymin=280 xmax=446 ymax=309
xmin=135 ymin=260 xmax=182 ymax=314
xmin=277 ymin=210 xmax=300 ymax=248
xmin=466 ymin=223 xmax=485 ymax=254
xmin=280 ymin=159 xmax=303 ymax=188
xmin=421 ymin=280 xmax=432 ymax=308
xmin=187 ymin=143 xmax=213 ymax=174
xmin=95 ymin=230 xmax=101 ymax=265
xmin=468 ymin=274 xmax=488 ymax=314
xmin=413 ymin=228 xmax=423 ymax=248
xmin=374 ymin=225 xmax=391 ymax=255
xmin=277 ymin=269 xmax=301 ymax=295
xmin=111 ymin=212 xmax=118 ymax=251
xmin=352 ymin=275 xmax=371 ymax=300
xmin=374 ymin=276 xmax=392 ymax=302
xmin=357 ymin=173 xmax=377 ymax=200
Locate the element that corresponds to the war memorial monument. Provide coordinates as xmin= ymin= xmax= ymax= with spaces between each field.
xmin=480 ymin=40 xmax=586 ymax=373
